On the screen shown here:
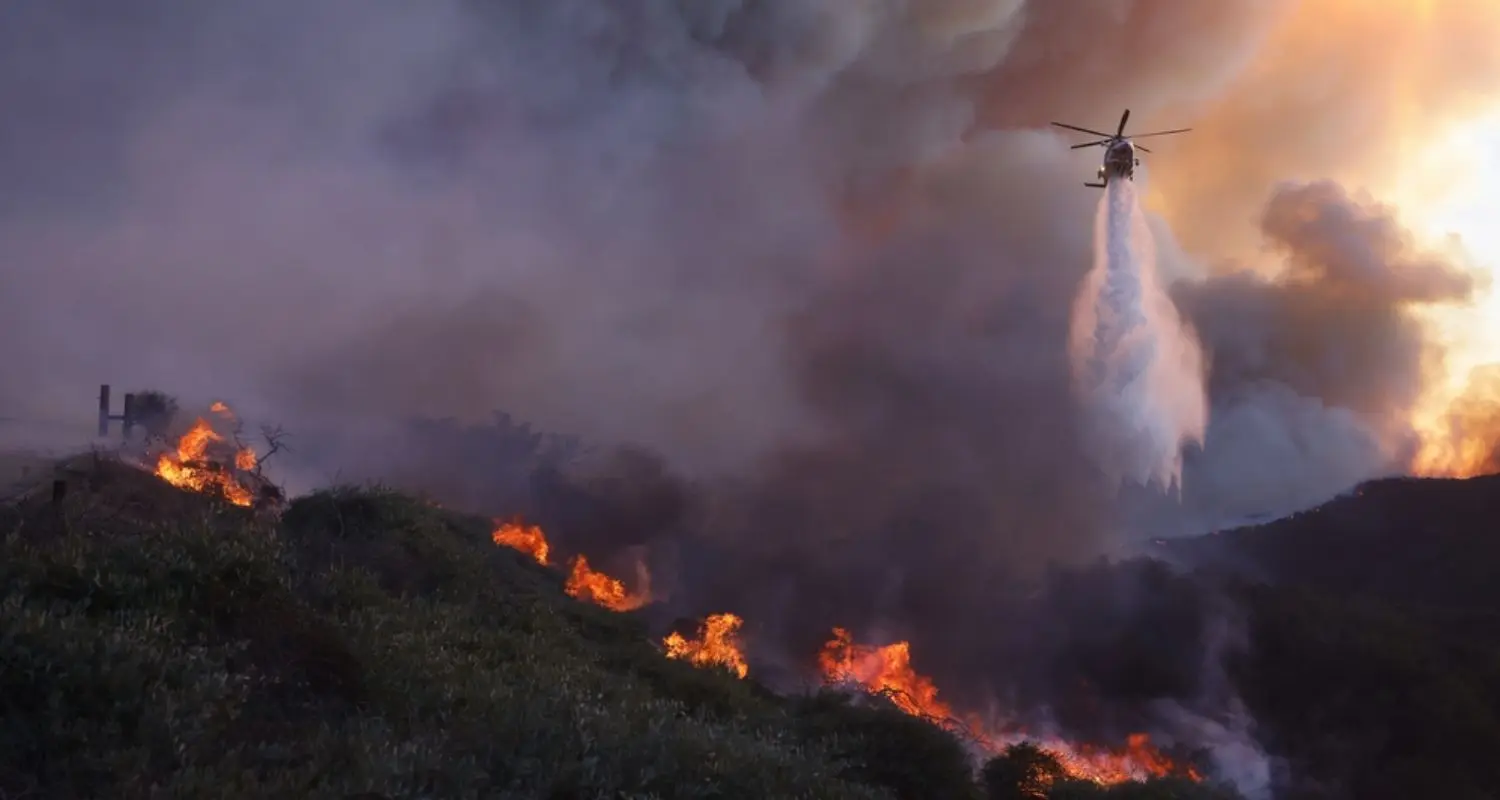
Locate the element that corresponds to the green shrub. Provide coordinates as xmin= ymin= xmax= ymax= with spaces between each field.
xmin=0 ymin=473 xmax=893 ymax=799
xmin=794 ymin=689 xmax=983 ymax=800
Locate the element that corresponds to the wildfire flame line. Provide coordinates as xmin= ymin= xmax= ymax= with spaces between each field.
xmin=493 ymin=520 xmax=1203 ymax=786
xmin=817 ymin=627 xmax=1201 ymax=786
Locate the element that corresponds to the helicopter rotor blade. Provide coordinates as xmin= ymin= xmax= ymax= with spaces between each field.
xmin=1135 ymin=144 xmax=1152 ymax=153
xmin=1130 ymin=128 xmax=1192 ymax=139
xmin=1071 ymin=140 xmax=1109 ymax=149
xmin=1051 ymin=121 xmax=1114 ymax=138
xmin=1116 ymin=109 xmax=1130 ymax=137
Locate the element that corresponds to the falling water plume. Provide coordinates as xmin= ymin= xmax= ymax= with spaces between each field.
xmin=1068 ymin=177 xmax=1208 ymax=494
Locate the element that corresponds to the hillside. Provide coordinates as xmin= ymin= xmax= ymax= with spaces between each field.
xmin=0 ymin=455 xmax=1233 ymax=800
xmin=1158 ymin=474 xmax=1500 ymax=612
xmin=1152 ymin=473 xmax=1500 ymax=799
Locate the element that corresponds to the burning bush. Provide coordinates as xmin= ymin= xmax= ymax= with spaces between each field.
xmin=146 ymin=401 xmax=283 ymax=510
xmin=663 ymin=613 xmax=749 ymax=678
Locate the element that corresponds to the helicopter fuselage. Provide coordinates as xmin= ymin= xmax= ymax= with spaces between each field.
xmin=1098 ymin=139 xmax=1137 ymax=182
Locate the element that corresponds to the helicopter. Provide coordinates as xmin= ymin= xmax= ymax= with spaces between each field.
xmin=1050 ymin=108 xmax=1190 ymax=188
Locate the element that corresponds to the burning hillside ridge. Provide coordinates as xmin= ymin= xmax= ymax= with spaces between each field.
xmin=819 ymin=628 xmax=1203 ymax=786
xmin=493 ymin=519 xmax=1204 ymax=788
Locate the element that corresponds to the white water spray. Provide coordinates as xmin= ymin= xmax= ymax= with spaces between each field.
xmin=1068 ymin=177 xmax=1208 ymax=494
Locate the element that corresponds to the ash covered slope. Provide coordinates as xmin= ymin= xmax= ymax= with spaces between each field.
xmin=1159 ymin=473 xmax=1500 ymax=612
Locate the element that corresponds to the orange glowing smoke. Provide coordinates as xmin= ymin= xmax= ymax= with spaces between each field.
xmin=492 ymin=520 xmax=550 ymax=565
xmin=1411 ymin=365 xmax=1500 ymax=478
xmin=663 ymin=613 xmax=750 ymax=679
xmin=565 ymin=554 xmax=650 ymax=612
xmin=817 ymin=627 xmax=1199 ymax=785
xmin=154 ymin=413 xmax=257 ymax=507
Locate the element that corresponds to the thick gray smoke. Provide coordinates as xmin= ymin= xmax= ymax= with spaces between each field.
xmin=2 ymin=2 xmax=1495 ymax=794
xmin=1070 ymin=177 xmax=1208 ymax=493
xmin=1128 ymin=180 xmax=1481 ymax=534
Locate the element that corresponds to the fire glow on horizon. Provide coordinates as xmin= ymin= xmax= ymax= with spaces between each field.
xmin=1393 ymin=106 xmax=1500 ymax=476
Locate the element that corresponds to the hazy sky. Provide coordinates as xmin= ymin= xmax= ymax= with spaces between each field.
xmin=3 ymin=0 xmax=1498 ymax=532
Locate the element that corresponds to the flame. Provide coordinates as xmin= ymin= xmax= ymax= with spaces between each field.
xmin=488 ymin=519 xmax=651 ymax=611
xmin=1051 ymin=733 xmax=1203 ymax=785
xmin=153 ymin=414 xmax=256 ymax=507
xmin=663 ymin=613 xmax=749 ymax=678
xmin=819 ymin=627 xmax=954 ymax=720
xmin=486 ymin=527 xmax=1204 ymax=783
xmin=817 ymin=627 xmax=1200 ymax=785
xmin=1410 ymin=364 xmax=1500 ymax=478
xmin=1386 ymin=106 xmax=1500 ymax=479
xmin=210 ymin=401 xmax=232 ymax=416
xmin=565 ymin=554 xmax=650 ymax=612
xmin=492 ymin=519 xmax=550 ymax=565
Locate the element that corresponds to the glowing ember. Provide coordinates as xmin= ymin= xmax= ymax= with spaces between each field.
xmin=492 ymin=520 xmax=550 ymax=565
xmin=565 ymin=554 xmax=650 ymax=612
xmin=153 ymin=414 xmax=257 ymax=507
xmin=818 ymin=627 xmax=1200 ymax=785
xmin=664 ymin=613 xmax=749 ymax=678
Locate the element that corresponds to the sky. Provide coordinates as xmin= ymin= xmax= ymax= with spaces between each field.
xmin=1 ymin=0 xmax=1498 ymax=519
xmin=1394 ymin=109 xmax=1500 ymax=381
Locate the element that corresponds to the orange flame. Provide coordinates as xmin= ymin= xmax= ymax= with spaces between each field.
xmin=487 ymin=519 xmax=651 ymax=611
xmin=1411 ymin=365 xmax=1500 ymax=478
xmin=492 ymin=520 xmax=550 ymax=565
xmin=564 ymin=554 xmax=650 ymax=612
xmin=817 ymin=627 xmax=1200 ymax=785
xmin=664 ymin=613 xmax=750 ymax=678
xmin=153 ymin=414 xmax=256 ymax=507
xmin=1052 ymin=733 xmax=1203 ymax=785
xmin=819 ymin=627 xmax=954 ymax=720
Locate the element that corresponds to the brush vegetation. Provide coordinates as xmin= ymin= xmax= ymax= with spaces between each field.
xmin=0 ymin=457 xmax=1236 ymax=800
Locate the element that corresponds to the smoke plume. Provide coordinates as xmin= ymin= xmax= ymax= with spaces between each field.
xmin=1070 ymin=177 xmax=1208 ymax=493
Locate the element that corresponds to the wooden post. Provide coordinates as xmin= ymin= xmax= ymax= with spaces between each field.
xmin=97 ymin=384 xmax=111 ymax=438
xmin=97 ymin=384 xmax=141 ymax=440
